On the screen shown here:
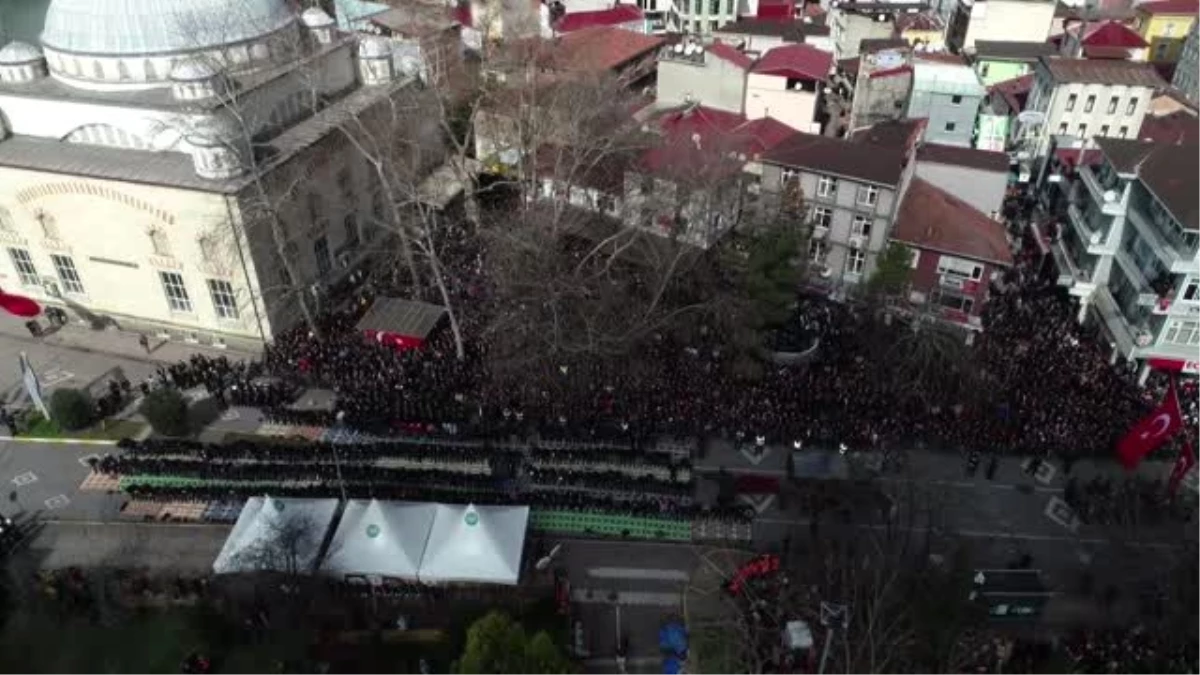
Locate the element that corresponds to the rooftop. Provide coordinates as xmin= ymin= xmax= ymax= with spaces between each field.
xmin=1038 ymin=56 xmax=1166 ymax=87
xmin=972 ymin=40 xmax=1058 ymax=61
xmin=751 ymin=43 xmax=834 ymax=80
xmin=848 ymin=118 xmax=927 ymax=152
xmin=1078 ymin=20 xmax=1149 ymax=48
xmin=917 ymin=143 xmax=1009 ymax=172
xmin=913 ymin=61 xmax=986 ymax=96
xmin=1136 ymin=0 xmax=1199 ymax=16
xmin=640 ymin=105 xmax=800 ymax=180
xmin=554 ymin=26 xmax=665 ymax=72
xmin=763 ymin=132 xmax=908 ymax=186
xmin=860 ymin=38 xmax=910 ymax=54
xmin=1096 ymin=137 xmax=1200 ymax=230
xmin=892 ymin=178 xmax=1014 ymax=266
xmin=1054 ymin=1 xmax=1137 ymax=19
xmin=554 ymin=4 xmax=644 ymax=33
xmin=368 ymin=4 xmax=459 ymax=35
xmin=1139 ymin=110 xmax=1200 ymax=145
xmin=714 ymin=17 xmax=831 ymax=40
xmin=708 ymin=40 xmax=756 ymax=70
xmin=989 ymin=72 xmax=1034 ymax=112
xmin=895 ymin=11 xmax=945 ymax=31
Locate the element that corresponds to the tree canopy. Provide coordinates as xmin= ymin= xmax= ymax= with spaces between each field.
xmin=456 ymin=611 xmax=573 ymax=674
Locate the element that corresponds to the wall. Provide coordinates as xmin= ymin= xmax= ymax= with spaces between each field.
xmin=833 ymin=13 xmax=896 ymax=60
xmin=915 ymin=160 xmax=1006 ymax=215
xmin=1141 ymin=13 xmax=1198 ymax=62
xmin=1171 ymin=23 xmax=1199 ymax=102
xmin=676 ymin=0 xmax=739 ymax=33
xmin=974 ymin=112 xmax=1010 ymax=151
xmin=1038 ymin=81 xmax=1155 ymax=158
xmin=849 ymin=68 xmax=913 ymax=131
xmin=656 ymin=53 xmax=747 ymax=114
xmin=744 ymin=73 xmax=821 ymax=132
xmin=962 ymin=0 xmax=1055 ymax=52
xmin=0 ymin=166 xmax=270 ymax=342
xmin=974 ymin=58 xmax=1028 ymax=87
xmin=902 ymin=28 xmax=946 ymax=51
xmin=910 ymin=89 xmax=981 ymax=146
xmin=907 ymin=247 xmax=996 ymax=323
xmin=713 ymin=31 xmax=788 ymax=56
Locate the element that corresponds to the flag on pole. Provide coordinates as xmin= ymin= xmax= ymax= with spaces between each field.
xmin=1116 ymin=376 xmax=1183 ymax=470
xmin=0 ymin=287 xmax=40 ymax=318
xmin=18 ymin=352 xmax=49 ymax=420
xmin=1167 ymin=441 xmax=1196 ymax=497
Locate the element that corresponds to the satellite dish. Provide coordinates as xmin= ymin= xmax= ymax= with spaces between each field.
xmin=1089 ymin=231 xmax=1102 ymax=244
xmin=877 ymin=13 xmax=887 ymax=21
xmin=1103 ymin=189 xmax=1117 ymax=203
xmin=674 ymin=43 xmax=685 ymax=53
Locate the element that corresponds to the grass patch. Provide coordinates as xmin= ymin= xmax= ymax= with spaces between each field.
xmin=19 ymin=413 xmax=146 ymax=441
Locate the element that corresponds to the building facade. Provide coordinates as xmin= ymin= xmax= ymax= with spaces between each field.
xmin=971 ymin=39 xmax=1058 ymax=86
xmin=830 ymin=2 xmax=926 ymax=60
xmin=0 ymin=1 xmax=419 ymax=349
xmin=1134 ymin=0 xmax=1199 ymax=63
xmin=1021 ymin=57 xmax=1165 ymax=165
xmin=656 ymin=40 xmax=751 ymax=113
xmin=1035 ymin=137 xmax=1199 ymax=382
xmin=676 ymin=0 xmax=740 ymax=34
xmin=1172 ymin=22 xmax=1199 ymax=103
xmin=845 ymin=43 xmax=915 ymax=133
xmin=946 ymin=0 xmax=1057 ymax=54
xmin=913 ymin=142 xmax=1008 ymax=216
xmin=907 ymin=59 xmax=986 ymax=147
xmin=743 ymin=44 xmax=833 ymax=134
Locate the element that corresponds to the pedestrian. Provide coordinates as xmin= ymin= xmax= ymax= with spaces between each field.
xmin=138 ymin=333 xmax=151 ymax=354
xmin=0 ymin=409 xmax=15 ymax=438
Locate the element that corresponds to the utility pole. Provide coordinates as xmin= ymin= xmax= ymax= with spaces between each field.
xmin=817 ymin=601 xmax=849 ymax=675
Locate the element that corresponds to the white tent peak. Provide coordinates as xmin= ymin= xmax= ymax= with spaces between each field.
xmin=320 ymin=499 xmax=437 ymax=579
xmin=417 ymin=503 xmax=529 ymax=585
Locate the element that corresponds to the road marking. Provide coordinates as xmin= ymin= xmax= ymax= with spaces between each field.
xmin=0 ymin=436 xmax=119 ymax=445
xmin=44 ymin=494 xmax=70 ymax=510
xmin=220 ymin=409 xmax=240 ymax=421
xmin=11 ymin=471 xmax=37 ymax=486
xmin=571 ymin=588 xmax=681 ymax=607
xmin=1044 ymin=496 xmax=1081 ymax=533
xmin=587 ymin=567 xmax=690 ymax=582
xmin=740 ymin=493 xmax=776 ymax=513
xmin=738 ymin=445 xmax=772 ymax=466
xmin=878 ymin=477 xmax=1063 ymax=493
xmin=40 ymin=369 xmax=74 ymax=387
xmin=77 ymin=454 xmax=101 ymax=468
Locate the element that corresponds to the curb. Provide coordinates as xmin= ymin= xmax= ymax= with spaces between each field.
xmin=0 ymin=436 xmax=119 ymax=445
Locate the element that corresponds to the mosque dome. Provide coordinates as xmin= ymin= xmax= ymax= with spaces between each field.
xmin=40 ymin=0 xmax=295 ymax=56
xmin=0 ymin=41 xmax=44 ymax=65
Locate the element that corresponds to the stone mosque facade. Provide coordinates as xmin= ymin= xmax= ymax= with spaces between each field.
xmin=0 ymin=0 xmax=415 ymax=347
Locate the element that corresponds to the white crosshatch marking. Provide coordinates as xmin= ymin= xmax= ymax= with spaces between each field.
xmin=220 ymin=409 xmax=241 ymax=421
xmin=44 ymin=494 xmax=70 ymax=510
xmin=11 ymin=472 xmax=37 ymax=486
xmin=1044 ymin=496 xmax=1080 ymax=533
xmin=78 ymin=454 xmax=101 ymax=468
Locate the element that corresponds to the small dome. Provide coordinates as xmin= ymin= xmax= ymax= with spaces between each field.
xmin=301 ymin=7 xmax=336 ymax=27
xmin=187 ymin=114 xmax=240 ymax=145
xmin=0 ymin=41 xmax=44 ymax=65
xmin=170 ymin=58 xmax=219 ymax=81
xmin=359 ymin=36 xmax=391 ymax=58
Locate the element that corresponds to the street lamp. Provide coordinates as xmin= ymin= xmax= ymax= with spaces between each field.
xmin=817 ymin=601 xmax=849 ymax=675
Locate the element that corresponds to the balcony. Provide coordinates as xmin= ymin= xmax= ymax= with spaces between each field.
xmin=1127 ymin=205 xmax=1199 ymax=275
xmin=1091 ymin=286 xmax=1138 ymax=357
xmin=1050 ymin=226 xmax=1097 ymax=293
xmin=1078 ymin=165 xmax=1124 ymax=216
xmin=1067 ymin=203 xmax=1114 ymax=254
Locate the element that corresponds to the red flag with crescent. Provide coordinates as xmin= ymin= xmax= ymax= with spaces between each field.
xmin=1168 ymin=441 xmax=1196 ymax=496
xmin=0 ymin=287 xmax=41 ymax=318
xmin=1117 ymin=377 xmax=1184 ymax=470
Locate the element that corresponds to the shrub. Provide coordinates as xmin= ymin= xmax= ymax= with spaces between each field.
xmin=49 ymin=388 xmax=94 ymax=431
xmin=139 ymin=388 xmax=190 ymax=437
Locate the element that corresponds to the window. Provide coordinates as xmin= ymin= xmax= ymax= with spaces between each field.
xmin=944 ymin=121 xmax=957 ymax=132
xmin=1100 ymin=124 xmax=1110 ymax=137
xmin=51 ymin=254 xmax=85 ymax=295
xmin=1066 ymin=93 xmax=1077 ymax=112
xmin=709 ymin=0 xmax=719 ymax=14
xmin=343 ymin=213 xmax=359 ymax=249
xmin=780 ymin=167 xmax=800 ymax=185
xmin=709 ymin=19 xmax=719 ymax=31
xmin=950 ymin=94 xmax=963 ymax=105
xmin=847 ymin=248 xmax=865 ymax=275
xmin=337 ymin=168 xmax=354 ymax=205
xmin=1126 ymin=97 xmax=1138 ymax=115
xmin=1084 ymin=94 xmax=1095 ymax=113
xmin=92 ymin=60 xmax=104 ymax=80
xmin=1057 ymin=122 xmax=1069 ymax=135
xmin=812 ymin=206 xmax=833 ymax=228
xmin=159 ymin=271 xmax=191 ymax=312
xmin=851 ymin=215 xmax=871 ymax=238
xmin=1183 ymin=281 xmax=1199 ymax=302
xmin=858 ymin=185 xmax=879 ymax=207
xmin=809 ymin=238 xmax=826 ymax=263
xmin=1107 ymin=96 xmax=1119 ymax=114
xmin=8 ymin=248 xmax=39 ymax=286
xmin=934 ymin=291 xmax=974 ymax=313
xmin=692 ymin=0 xmax=701 ymax=13
xmin=117 ymin=60 xmax=130 ymax=80
xmin=198 ymin=235 xmax=219 ymax=262
xmin=314 ymin=236 xmax=332 ymax=276
xmin=980 ymin=63 xmax=990 ymax=77
xmin=1077 ymin=123 xmax=1087 ymax=138
xmin=817 ymin=175 xmax=838 ymax=198
xmin=1118 ymin=125 xmax=1129 ymax=139
xmin=148 ymin=228 xmax=171 ymax=257
xmin=1164 ymin=320 xmax=1199 ymax=346
xmin=207 ymin=279 xmax=238 ymax=319
xmin=726 ymin=0 xmax=733 ymax=12
xmin=938 ymin=257 xmax=983 ymax=280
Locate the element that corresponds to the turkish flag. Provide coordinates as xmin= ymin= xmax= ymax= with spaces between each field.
xmin=0 ymin=288 xmax=41 ymax=318
xmin=1168 ymin=441 xmax=1196 ymax=497
xmin=1117 ymin=378 xmax=1184 ymax=470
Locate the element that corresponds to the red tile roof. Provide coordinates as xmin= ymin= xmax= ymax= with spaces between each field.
xmin=989 ymin=73 xmax=1034 ymax=113
xmin=892 ymin=178 xmax=1013 ymax=266
xmin=1082 ymin=45 xmax=1139 ymax=59
xmin=751 ymin=43 xmax=834 ymax=80
xmin=640 ymin=106 xmax=800 ymax=178
xmin=869 ymin=64 xmax=912 ymax=79
xmin=1081 ymin=20 xmax=1149 ymax=48
xmin=555 ymin=26 xmax=665 ymax=72
xmin=914 ymin=52 xmax=967 ymax=65
xmin=1139 ymin=110 xmax=1200 ymax=144
xmin=764 ymin=132 xmax=909 ymax=185
xmin=1136 ymin=0 xmax=1199 ymax=15
xmin=707 ymin=40 xmax=756 ymax=70
xmin=554 ymin=5 xmax=644 ymax=33
xmin=895 ymin=11 xmax=945 ymax=31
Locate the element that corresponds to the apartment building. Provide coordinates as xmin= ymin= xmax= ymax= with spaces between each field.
xmin=971 ymin=40 xmax=1057 ymax=86
xmin=907 ymin=58 xmax=987 ymax=147
xmin=1134 ymin=0 xmax=1199 ymax=63
xmin=946 ymin=0 xmax=1056 ymax=54
xmin=676 ymin=0 xmax=740 ymax=34
xmin=830 ymin=1 xmax=929 ymax=60
xmin=1034 ymin=137 xmax=1199 ymax=381
xmin=656 ymin=40 xmax=752 ymax=114
xmin=713 ymin=17 xmax=834 ymax=55
xmin=1172 ymin=22 xmax=1199 ymax=103
xmin=1022 ymin=57 xmax=1165 ymax=165
xmin=759 ymin=130 xmax=917 ymax=294
xmin=744 ymin=44 xmax=833 ymax=133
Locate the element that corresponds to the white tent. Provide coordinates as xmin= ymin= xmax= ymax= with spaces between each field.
xmin=416 ymin=503 xmax=530 ymax=585
xmin=320 ymin=499 xmax=437 ymax=579
xmin=212 ymin=496 xmax=339 ymax=575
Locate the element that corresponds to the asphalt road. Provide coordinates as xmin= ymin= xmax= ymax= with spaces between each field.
xmin=25 ymin=520 xmax=229 ymax=572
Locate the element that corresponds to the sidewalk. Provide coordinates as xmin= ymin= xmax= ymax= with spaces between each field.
xmin=0 ymin=315 xmax=260 ymax=366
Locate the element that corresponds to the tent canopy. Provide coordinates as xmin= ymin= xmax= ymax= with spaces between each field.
xmin=417 ymin=503 xmax=530 ymax=585
xmin=212 ymin=496 xmax=339 ymax=575
xmin=356 ymin=297 xmax=447 ymax=341
xmin=320 ymin=499 xmax=437 ymax=579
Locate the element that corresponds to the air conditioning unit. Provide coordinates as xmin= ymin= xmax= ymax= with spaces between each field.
xmin=849 ymin=234 xmax=864 ymax=248
xmin=812 ymin=225 xmax=829 ymax=238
